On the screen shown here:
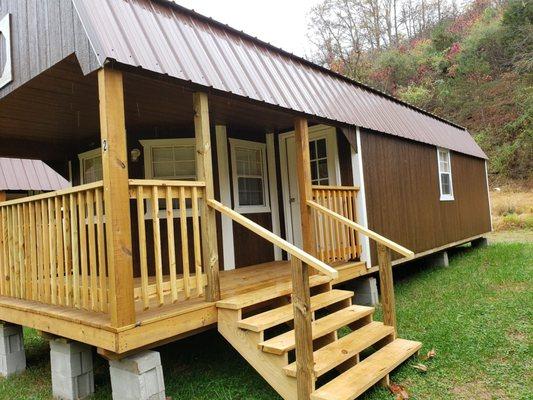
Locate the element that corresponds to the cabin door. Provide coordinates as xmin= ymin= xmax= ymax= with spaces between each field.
xmin=280 ymin=126 xmax=340 ymax=248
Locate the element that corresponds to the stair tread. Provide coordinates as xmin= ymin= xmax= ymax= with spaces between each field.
xmin=284 ymin=321 xmax=395 ymax=378
xmin=216 ymin=275 xmax=331 ymax=310
xmin=311 ymin=338 xmax=422 ymax=400
xmin=238 ymin=290 xmax=354 ymax=332
xmin=259 ymin=305 xmax=374 ymax=355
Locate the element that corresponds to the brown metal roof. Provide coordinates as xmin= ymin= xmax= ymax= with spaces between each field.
xmin=0 ymin=158 xmax=70 ymax=192
xmin=72 ymin=0 xmax=487 ymax=159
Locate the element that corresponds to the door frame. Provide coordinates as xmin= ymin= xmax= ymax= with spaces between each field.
xmin=278 ymin=124 xmax=341 ymax=246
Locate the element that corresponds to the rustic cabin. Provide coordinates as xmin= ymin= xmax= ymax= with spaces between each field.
xmin=0 ymin=1 xmax=492 ymax=399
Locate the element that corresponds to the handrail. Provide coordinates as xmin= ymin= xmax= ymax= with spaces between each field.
xmin=312 ymin=185 xmax=360 ymax=191
xmin=307 ymin=200 xmax=414 ymax=258
xmin=129 ymin=179 xmax=206 ymax=187
xmin=0 ymin=181 xmax=104 ymax=207
xmin=207 ymin=199 xmax=338 ymax=279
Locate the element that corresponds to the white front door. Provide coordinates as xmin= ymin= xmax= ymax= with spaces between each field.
xmin=280 ymin=126 xmax=340 ymax=247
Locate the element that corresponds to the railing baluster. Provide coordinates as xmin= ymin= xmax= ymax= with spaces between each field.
xmin=70 ymin=193 xmax=80 ymax=308
xmin=62 ymin=196 xmax=71 ymax=307
xmin=48 ymin=199 xmax=57 ymax=304
xmin=42 ymin=200 xmax=50 ymax=303
xmin=136 ymin=186 xmax=149 ymax=310
xmin=0 ymin=207 xmax=5 ymax=296
xmin=179 ymin=187 xmax=191 ymax=300
xmin=166 ymin=186 xmax=178 ymax=303
xmin=55 ymin=197 xmax=65 ymax=306
xmin=191 ymin=187 xmax=203 ymax=296
xmin=151 ymin=186 xmax=164 ymax=306
xmin=35 ymin=202 xmax=43 ymax=302
xmin=87 ymin=190 xmax=98 ymax=311
xmin=78 ymin=192 xmax=89 ymax=310
xmin=95 ymin=188 xmax=108 ymax=313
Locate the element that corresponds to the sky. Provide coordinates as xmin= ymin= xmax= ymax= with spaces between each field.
xmin=175 ymin=0 xmax=322 ymax=58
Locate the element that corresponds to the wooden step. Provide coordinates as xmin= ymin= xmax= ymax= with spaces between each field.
xmin=216 ymin=274 xmax=332 ymax=310
xmin=238 ymin=290 xmax=354 ymax=332
xmin=311 ymin=338 xmax=422 ymax=400
xmin=259 ymin=305 xmax=374 ymax=355
xmin=283 ymin=321 xmax=395 ymax=378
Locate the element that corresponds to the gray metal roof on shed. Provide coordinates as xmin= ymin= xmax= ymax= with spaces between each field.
xmin=72 ymin=0 xmax=487 ymax=159
xmin=0 ymin=158 xmax=70 ymax=192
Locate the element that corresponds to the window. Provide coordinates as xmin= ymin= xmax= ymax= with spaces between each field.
xmin=141 ymin=138 xmax=197 ymax=218
xmin=230 ymin=139 xmax=270 ymax=213
xmin=78 ymin=148 xmax=102 ymax=184
xmin=309 ymin=138 xmax=329 ymax=185
xmin=437 ymin=148 xmax=454 ymax=201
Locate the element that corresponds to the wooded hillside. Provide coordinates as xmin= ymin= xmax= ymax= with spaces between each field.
xmin=308 ymin=0 xmax=532 ymax=183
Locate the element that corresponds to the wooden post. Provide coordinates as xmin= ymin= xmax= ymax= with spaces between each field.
xmin=377 ymin=243 xmax=397 ymax=332
xmin=294 ymin=117 xmax=315 ymax=255
xmin=0 ymin=192 xmax=6 ymax=202
xmin=193 ymin=92 xmax=221 ymax=302
xmin=98 ymin=67 xmax=135 ymax=328
xmin=291 ymin=257 xmax=314 ymax=398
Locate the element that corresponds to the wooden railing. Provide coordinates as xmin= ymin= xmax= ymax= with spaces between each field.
xmin=311 ymin=185 xmax=359 ymax=264
xmin=0 ymin=182 xmax=110 ymax=313
xmin=129 ymin=180 xmax=207 ymax=310
xmin=307 ymin=199 xmax=414 ymax=330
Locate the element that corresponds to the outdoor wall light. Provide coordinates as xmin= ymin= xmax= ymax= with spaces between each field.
xmin=130 ymin=148 xmax=141 ymax=162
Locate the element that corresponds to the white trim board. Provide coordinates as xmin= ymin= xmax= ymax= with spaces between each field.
xmin=266 ymin=133 xmax=282 ymax=260
xmin=352 ymin=127 xmax=372 ymax=268
xmin=216 ymin=126 xmax=236 ymax=270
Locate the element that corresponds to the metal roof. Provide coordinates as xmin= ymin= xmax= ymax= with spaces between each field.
xmin=72 ymin=0 xmax=487 ymax=159
xmin=0 ymin=158 xmax=70 ymax=192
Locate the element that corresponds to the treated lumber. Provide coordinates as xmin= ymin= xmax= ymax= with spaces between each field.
xmin=284 ymin=321 xmax=395 ymax=378
xmin=259 ymin=305 xmax=375 ymax=355
xmin=310 ymin=339 xmax=422 ymax=400
xmin=378 ymin=243 xmax=396 ymax=331
xmin=98 ymin=67 xmax=135 ymax=328
xmin=193 ymin=92 xmax=220 ymax=302
xmin=238 ymin=289 xmax=353 ymax=332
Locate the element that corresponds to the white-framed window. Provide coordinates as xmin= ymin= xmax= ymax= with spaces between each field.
xmin=229 ymin=138 xmax=270 ymax=214
xmin=140 ymin=138 xmax=197 ymax=218
xmin=309 ymin=137 xmax=330 ymax=185
xmin=437 ymin=147 xmax=454 ymax=201
xmin=78 ymin=148 xmax=102 ymax=184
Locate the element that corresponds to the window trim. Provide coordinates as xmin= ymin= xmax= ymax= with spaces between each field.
xmin=140 ymin=138 xmax=197 ymax=219
xmin=229 ymin=138 xmax=270 ymax=214
xmin=437 ymin=147 xmax=454 ymax=201
xmin=78 ymin=147 xmax=102 ymax=184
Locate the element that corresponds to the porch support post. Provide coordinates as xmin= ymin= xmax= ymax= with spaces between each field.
xmin=0 ymin=192 xmax=6 ymax=202
xmin=294 ymin=117 xmax=315 ymax=255
xmin=377 ymin=243 xmax=397 ymax=332
xmin=293 ymin=117 xmax=315 ymax=398
xmin=193 ymin=92 xmax=221 ymax=302
xmin=98 ymin=67 xmax=135 ymax=328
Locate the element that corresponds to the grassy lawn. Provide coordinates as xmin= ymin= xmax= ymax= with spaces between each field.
xmin=0 ymin=241 xmax=531 ymax=399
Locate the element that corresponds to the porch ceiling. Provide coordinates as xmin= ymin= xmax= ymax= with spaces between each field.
xmin=0 ymin=57 xmax=303 ymax=162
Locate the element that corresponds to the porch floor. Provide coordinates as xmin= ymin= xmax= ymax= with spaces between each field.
xmin=0 ymin=260 xmax=368 ymax=355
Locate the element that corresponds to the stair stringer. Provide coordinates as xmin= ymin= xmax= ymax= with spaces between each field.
xmin=218 ymin=308 xmax=298 ymax=400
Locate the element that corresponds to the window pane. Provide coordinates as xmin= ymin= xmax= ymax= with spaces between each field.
xmin=309 ymin=141 xmax=317 ymax=159
xmin=310 ymin=160 xmax=318 ymax=181
xmin=441 ymin=174 xmax=451 ymax=195
xmin=174 ymin=146 xmax=195 ymax=161
xmin=318 ymin=159 xmax=328 ymax=179
xmin=175 ymin=160 xmax=196 ymax=178
xmin=153 ymin=147 xmax=173 ymax=162
xmin=153 ymin=162 xmax=175 ymax=178
xmin=236 ymin=148 xmax=262 ymax=176
xmin=317 ymin=138 xmax=327 ymax=158
xmin=238 ymin=177 xmax=264 ymax=206
xmin=83 ymin=155 xmax=102 ymax=183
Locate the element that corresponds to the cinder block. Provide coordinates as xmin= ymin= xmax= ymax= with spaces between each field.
xmin=0 ymin=323 xmax=26 ymax=377
xmin=109 ymin=350 xmax=166 ymax=400
xmin=426 ymin=251 xmax=449 ymax=268
xmin=350 ymin=277 xmax=379 ymax=306
xmin=50 ymin=339 xmax=94 ymax=400
xmin=472 ymin=237 xmax=488 ymax=248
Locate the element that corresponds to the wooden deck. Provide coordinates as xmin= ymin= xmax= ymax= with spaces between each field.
xmin=0 ymin=260 xmax=368 ymax=356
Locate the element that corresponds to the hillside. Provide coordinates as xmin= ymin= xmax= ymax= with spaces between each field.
xmin=308 ymin=0 xmax=532 ymax=184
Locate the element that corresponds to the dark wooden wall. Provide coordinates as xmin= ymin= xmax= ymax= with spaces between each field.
xmin=360 ymin=129 xmax=491 ymax=264
xmin=0 ymin=0 xmax=99 ymax=100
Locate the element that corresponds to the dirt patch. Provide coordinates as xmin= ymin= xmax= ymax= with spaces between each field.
xmin=451 ymin=381 xmax=508 ymax=400
xmin=491 ymin=282 xmax=528 ymax=293
xmin=506 ymin=329 xmax=526 ymax=342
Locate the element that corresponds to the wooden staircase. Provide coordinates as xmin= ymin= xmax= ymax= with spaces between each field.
xmin=217 ymin=279 xmax=421 ymax=400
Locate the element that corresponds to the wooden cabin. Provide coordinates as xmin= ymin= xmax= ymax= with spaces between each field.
xmin=0 ymin=1 xmax=491 ymax=399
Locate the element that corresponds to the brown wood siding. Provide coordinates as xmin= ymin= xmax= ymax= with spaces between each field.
xmin=360 ymin=130 xmax=491 ymax=264
xmin=0 ymin=0 xmax=99 ymax=100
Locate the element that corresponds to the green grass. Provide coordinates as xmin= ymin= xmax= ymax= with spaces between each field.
xmin=0 ymin=242 xmax=531 ymax=399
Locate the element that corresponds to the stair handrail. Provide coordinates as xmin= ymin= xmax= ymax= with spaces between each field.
xmin=306 ymin=200 xmax=414 ymax=258
xmin=207 ymin=199 xmax=338 ymax=279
